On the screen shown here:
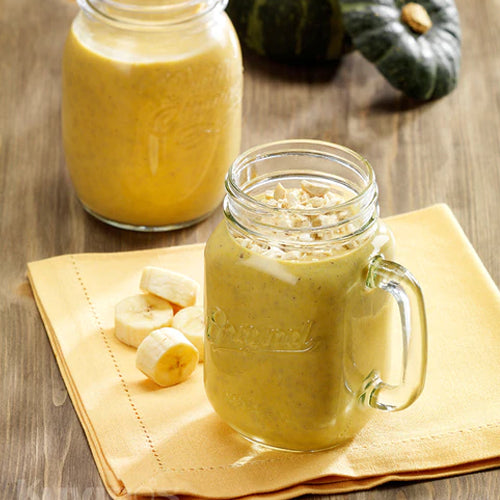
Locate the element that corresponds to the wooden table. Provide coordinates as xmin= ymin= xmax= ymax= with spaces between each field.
xmin=2 ymin=0 xmax=499 ymax=498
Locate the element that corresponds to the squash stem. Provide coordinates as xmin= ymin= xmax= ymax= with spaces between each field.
xmin=401 ymin=2 xmax=432 ymax=34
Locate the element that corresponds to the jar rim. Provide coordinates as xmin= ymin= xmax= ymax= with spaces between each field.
xmin=225 ymin=139 xmax=376 ymax=215
xmin=78 ymin=0 xmax=227 ymax=29
xmin=223 ymin=139 xmax=380 ymax=251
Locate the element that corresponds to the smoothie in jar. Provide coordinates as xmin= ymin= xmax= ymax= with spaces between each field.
xmin=205 ymin=183 xmax=395 ymax=451
xmin=204 ymin=140 xmax=427 ymax=451
xmin=62 ymin=1 xmax=242 ymax=230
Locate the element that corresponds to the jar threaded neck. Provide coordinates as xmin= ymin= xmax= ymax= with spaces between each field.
xmin=78 ymin=0 xmax=226 ymax=27
xmin=224 ymin=140 xmax=379 ymax=255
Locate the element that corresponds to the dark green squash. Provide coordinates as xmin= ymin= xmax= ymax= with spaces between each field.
xmin=339 ymin=0 xmax=462 ymax=100
xmin=226 ymin=0 xmax=346 ymax=63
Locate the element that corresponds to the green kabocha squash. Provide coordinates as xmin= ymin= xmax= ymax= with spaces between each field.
xmin=339 ymin=0 xmax=461 ymax=100
xmin=226 ymin=0 xmax=346 ymax=63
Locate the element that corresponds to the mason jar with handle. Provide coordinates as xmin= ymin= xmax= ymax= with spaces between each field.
xmin=62 ymin=0 xmax=242 ymax=231
xmin=204 ymin=139 xmax=427 ymax=452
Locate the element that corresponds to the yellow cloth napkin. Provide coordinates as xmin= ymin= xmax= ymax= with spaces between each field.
xmin=28 ymin=204 xmax=500 ymax=500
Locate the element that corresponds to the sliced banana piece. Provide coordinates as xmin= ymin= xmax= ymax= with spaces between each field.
xmin=172 ymin=306 xmax=205 ymax=362
xmin=140 ymin=266 xmax=199 ymax=307
xmin=195 ymin=288 xmax=204 ymax=307
xmin=115 ymin=294 xmax=173 ymax=348
xmin=136 ymin=328 xmax=199 ymax=387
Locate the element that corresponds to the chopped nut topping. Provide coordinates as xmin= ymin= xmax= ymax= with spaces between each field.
xmin=301 ymin=180 xmax=330 ymax=197
xmin=273 ymin=182 xmax=287 ymax=200
xmin=235 ymin=180 xmax=363 ymax=260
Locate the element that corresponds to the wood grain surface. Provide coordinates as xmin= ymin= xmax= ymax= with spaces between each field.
xmin=1 ymin=0 xmax=499 ymax=498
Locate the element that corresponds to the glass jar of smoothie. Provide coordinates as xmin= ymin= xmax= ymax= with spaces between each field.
xmin=204 ymin=140 xmax=427 ymax=452
xmin=62 ymin=0 xmax=242 ymax=231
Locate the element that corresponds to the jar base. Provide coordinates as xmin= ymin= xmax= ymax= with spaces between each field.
xmin=82 ymin=204 xmax=213 ymax=232
xmin=228 ymin=424 xmax=350 ymax=453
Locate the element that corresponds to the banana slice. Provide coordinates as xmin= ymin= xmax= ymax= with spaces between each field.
xmin=172 ymin=306 xmax=205 ymax=362
xmin=140 ymin=266 xmax=199 ymax=307
xmin=136 ymin=328 xmax=199 ymax=387
xmin=115 ymin=294 xmax=173 ymax=348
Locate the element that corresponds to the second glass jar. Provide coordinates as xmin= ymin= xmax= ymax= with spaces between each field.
xmin=62 ymin=0 xmax=242 ymax=231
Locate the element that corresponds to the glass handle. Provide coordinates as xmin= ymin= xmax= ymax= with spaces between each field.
xmin=362 ymin=255 xmax=428 ymax=411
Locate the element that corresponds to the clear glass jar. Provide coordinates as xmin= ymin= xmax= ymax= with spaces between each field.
xmin=204 ymin=140 xmax=427 ymax=452
xmin=62 ymin=0 xmax=242 ymax=231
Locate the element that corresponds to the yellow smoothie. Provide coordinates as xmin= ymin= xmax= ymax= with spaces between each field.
xmin=62 ymin=11 xmax=242 ymax=228
xmin=204 ymin=219 xmax=396 ymax=451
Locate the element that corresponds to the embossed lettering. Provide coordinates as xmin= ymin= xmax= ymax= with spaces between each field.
xmin=207 ymin=308 xmax=316 ymax=352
